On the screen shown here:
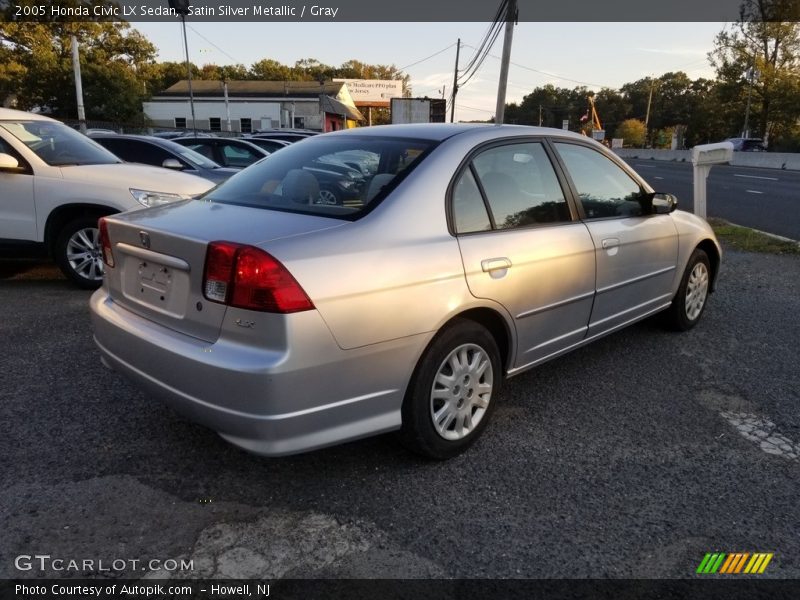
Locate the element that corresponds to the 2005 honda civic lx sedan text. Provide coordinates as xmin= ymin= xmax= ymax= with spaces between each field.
xmin=90 ymin=124 xmax=721 ymax=459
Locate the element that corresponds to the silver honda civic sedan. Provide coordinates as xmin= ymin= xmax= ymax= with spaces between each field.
xmin=90 ymin=124 xmax=721 ymax=459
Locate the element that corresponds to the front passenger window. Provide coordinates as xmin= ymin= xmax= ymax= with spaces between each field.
xmin=554 ymin=143 xmax=645 ymax=219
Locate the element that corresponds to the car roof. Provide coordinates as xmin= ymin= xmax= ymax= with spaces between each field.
xmin=0 ymin=107 xmax=58 ymax=122
xmin=329 ymin=123 xmax=590 ymax=143
xmin=174 ymin=136 xmax=270 ymax=153
xmin=92 ymin=133 xmax=185 ymax=150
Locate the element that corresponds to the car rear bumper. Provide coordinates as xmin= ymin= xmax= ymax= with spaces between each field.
xmin=90 ymin=290 xmax=428 ymax=456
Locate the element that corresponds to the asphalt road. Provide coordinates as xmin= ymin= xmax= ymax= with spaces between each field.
xmin=620 ymin=160 xmax=800 ymax=240
xmin=1 ymin=253 xmax=799 ymax=584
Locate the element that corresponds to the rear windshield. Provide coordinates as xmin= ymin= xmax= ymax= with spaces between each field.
xmin=204 ymin=135 xmax=436 ymax=219
xmin=0 ymin=120 xmax=121 ymax=166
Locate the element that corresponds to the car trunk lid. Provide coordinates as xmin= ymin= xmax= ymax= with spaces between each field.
xmin=101 ymin=200 xmax=344 ymax=342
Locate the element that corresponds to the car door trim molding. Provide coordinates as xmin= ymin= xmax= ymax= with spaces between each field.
xmin=595 ymin=265 xmax=676 ymax=295
xmin=522 ymin=325 xmax=588 ymax=355
xmin=588 ymin=294 xmax=673 ymax=329
xmin=516 ymin=289 xmax=595 ymax=319
xmin=508 ymin=300 xmax=672 ymax=377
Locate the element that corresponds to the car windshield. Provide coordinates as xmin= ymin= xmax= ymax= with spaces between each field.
xmin=160 ymin=140 xmax=221 ymax=169
xmin=0 ymin=120 xmax=121 ymax=166
xmin=204 ymin=135 xmax=436 ymax=219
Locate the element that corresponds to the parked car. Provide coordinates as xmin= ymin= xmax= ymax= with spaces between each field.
xmin=175 ymin=135 xmax=365 ymax=204
xmin=250 ymin=130 xmax=318 ymax=144
xmin=173 ymin=137 xmax=270 ymax=169
xmin=724 ymin=137 xmax=767 ymax=152
xmin=91 ymin=124 xmax=721 ymax=459
xmin=151 ymin=131 xmax=217 ymax=140
xmin=93 ymin=134 xmax=239 ymax=184
xmin=0 ymin=108 xmax=215 ymax=288
xmin=245 ymin=137 xmax=292 ymax=154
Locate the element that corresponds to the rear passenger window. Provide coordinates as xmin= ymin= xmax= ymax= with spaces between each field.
xmin=469 ymin=142 xmax=570 ymax=230
xmin=452 ymin=169 xmax=491 ymax=234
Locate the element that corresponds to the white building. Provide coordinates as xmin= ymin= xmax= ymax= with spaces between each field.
xmin=143 ymin=80 xmax=364 ymax=133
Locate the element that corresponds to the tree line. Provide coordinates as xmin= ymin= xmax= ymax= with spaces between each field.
xmin=504 ymin=1 xmax=800 ymax=151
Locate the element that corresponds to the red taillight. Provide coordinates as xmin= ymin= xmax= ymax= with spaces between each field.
xmin=203 ymin=241 xmax=314 ymax=313
xmin=98 ymin=217 xmax=115 ymax=268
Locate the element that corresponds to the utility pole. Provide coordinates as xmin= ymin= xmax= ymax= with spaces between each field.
xmin=450 ymin=39 xmax=460 ymax=123
xmin=494 ymin=0 xmax=517 ymax=125
xmin=742 ymin=64 xmax=757 ymax=138
xmin=644 ymin=78 xmax=655 ymax=148
xmin=223 ymin=78 xmax=231 ymax=133
xmin=71 ymin=36 xmax=86 ymax=133
xmin=170 ymin=0 xmax=196 ymax=136
xmin=538 ymin=104 xmax=542 ymax=126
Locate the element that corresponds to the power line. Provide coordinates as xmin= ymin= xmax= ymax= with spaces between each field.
xmin=463 ymin=43 xmax=613 ymax=89
xmin=398 ymin=43 xmax=457 ymax=71
xmin=457 ymin=2 xmax=506 ymax=90
xmin=458 ymin=104 xmax=495 ymax=114
xmin=186 ymin=24 xmax=243 ymax=65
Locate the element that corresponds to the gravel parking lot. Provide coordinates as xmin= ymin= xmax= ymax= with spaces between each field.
xmin=1 ymin=247 xmax=798 ymax=582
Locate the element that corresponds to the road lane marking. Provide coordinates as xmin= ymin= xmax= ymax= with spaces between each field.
xmin=734 ymin=174 xmax=779 ymax=181
xmin=654 ymin=176 xmax=664 ymax=180
xmin=634 ymin=164 xmax=657 ymax=168
xmin=746 ymin=190 xmax=764 ymax=194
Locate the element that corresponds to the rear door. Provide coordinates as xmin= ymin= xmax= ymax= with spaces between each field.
xmin=552 ymin=141 xmax=678 ymax=336
xmin=452 ymin=139 xmax=596 ymax=370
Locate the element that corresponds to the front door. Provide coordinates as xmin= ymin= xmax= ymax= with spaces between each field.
xmin=553 ymin=142 xmax=679 ymax=336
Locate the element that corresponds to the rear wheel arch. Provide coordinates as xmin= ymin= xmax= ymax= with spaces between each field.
xmin=399 ymin=315 xmax=503 ymax=459
xmin=452 ymin=307 xmax=513 ymax=374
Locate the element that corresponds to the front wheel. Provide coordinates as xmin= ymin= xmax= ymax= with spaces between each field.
xmin=54 ymin=216 xmax=105 ymax=289
xmin=399 ymin=319 xmax=501 ymax=459
xmin=663 ymin=248 xmax=711 ymax=331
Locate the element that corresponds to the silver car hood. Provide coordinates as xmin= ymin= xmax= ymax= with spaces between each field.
xmin=108 ymin=199 xmax=347 ymax=245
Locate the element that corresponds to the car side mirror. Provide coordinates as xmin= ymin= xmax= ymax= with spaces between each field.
xmin=652 ymin=192 xmax=678 ymax=214
xmin=162 ymin=158 xmax=183 ymax=170
xmin=0 ymin=152 xmax=21 ymax=171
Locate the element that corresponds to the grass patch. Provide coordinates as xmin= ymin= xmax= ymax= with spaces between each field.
xmin=708 ymin=218 xmax=800 ymax=255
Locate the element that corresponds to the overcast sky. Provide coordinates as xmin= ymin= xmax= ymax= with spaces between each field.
xmin=133 ymin=21 xmax=728 ymax=122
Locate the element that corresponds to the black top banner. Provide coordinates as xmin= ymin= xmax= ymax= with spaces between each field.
xmin=2 ymin=0 xmax=799 ymax=22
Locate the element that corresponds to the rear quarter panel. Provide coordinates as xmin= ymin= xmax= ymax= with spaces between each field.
xmin=262 ymin=133 xmax=519 ymax=351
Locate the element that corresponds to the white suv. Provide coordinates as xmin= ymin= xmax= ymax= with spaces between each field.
xmin=0 ymin=108 xmax=215 ymax=288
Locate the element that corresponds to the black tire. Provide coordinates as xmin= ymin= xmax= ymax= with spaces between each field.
xmin=399 ymin=319 xmax=502 ymax=459
xmin=54 ymin=216 xmax=105 ymax=289
xmin=663 ymin=248 xmax=711 ymax=331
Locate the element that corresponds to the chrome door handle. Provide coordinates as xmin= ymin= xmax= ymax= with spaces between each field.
xmin=601 ymin=238 xmax=620 ymax=249
xmin=481 ymin=257 xmax=512 ymax=273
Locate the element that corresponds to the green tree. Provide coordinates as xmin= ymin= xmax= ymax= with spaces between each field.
xmin=0 ymin=12 xmax=157 ymax=122
xmin=250 ymin=58 xmax=294 ymax=80
xmin=615 ymin=119 xmax=647 ymax=147
xmin=504 ymin=84 xmax=589 ymax=129
xmin=709 ymin=0 xmax=800 ymax=146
